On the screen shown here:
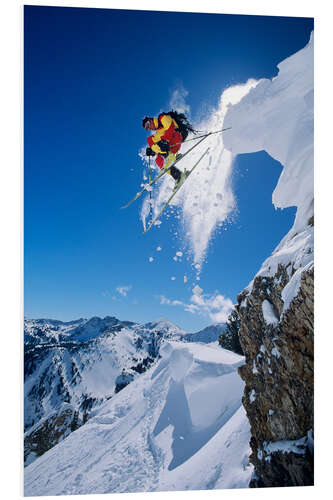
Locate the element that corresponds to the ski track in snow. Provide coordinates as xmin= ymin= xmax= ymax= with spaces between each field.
xmin=24 ymin=341 xmax=253 ymax=495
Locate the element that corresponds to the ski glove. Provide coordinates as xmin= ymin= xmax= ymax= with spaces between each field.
xmin=146 ymin=147 xmax=156 ymax=157
xmin=157 ymin=140 xmax=170 ymax=154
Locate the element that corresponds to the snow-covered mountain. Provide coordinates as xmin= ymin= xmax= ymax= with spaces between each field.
xmin=180 ymin=323 xmax=226 ymax=343
xmin=24 ymin=341 xmax=252 ymax=495
xmin=24 ymin=316 xmax=186 ymax=464
xmin=24 ymin=316 xmax=227 ymax=467
xmin=24 ymin=316 xmax=136 ymax=346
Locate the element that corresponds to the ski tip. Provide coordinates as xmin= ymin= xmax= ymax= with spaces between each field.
xmin=142 ymin=223 xmax=152 ymax=234
xmin=142 ymin=220 xmax=159 ymax=234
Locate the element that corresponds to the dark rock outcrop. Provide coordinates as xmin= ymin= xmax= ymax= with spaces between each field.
xmin=236 ymin=263 xmax=314 ymax=487
xmin=24 ymin=404 xmax=82 ymax=466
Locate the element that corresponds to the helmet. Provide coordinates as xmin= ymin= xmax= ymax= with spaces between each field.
xmin=142 ymin=116 xmax=155 ymax=130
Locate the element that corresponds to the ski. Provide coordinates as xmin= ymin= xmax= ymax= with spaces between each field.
xmin=120 ymin=130 xmax=219 ymax=210
xmin=142 ymin=147 xmax=210 ymax=234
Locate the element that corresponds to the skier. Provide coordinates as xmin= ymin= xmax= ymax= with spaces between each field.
xmin=122 ymin=120 xmax=231 ymax=232
xmin=142 ymin=111 xmax=196 ymax=186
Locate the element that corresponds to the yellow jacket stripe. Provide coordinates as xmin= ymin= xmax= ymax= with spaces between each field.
xmin=149 ymin=115 xmax=179 ymax=154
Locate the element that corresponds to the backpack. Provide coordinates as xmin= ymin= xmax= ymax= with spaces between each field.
xmin=160 ymin=110 xmax=197 ymax=141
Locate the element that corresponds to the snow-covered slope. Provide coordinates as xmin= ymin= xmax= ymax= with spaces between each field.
xmin=24 ymin=315 xmax=233 ymax=467
xmin=24 ymin=316 xmax=185 ymax=464
xmin=24 ymin=341 xmax=252 ymax=495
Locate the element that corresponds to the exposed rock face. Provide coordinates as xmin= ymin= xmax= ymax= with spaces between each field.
xmin=236 ymin=263 xmax=314 ymax=487
xmin=24 ymin=404 xmax=82 ymax=467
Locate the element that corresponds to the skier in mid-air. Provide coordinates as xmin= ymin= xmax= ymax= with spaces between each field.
xmin=142 ymin=111 xmax=197 ymax=186
xmin=122 ymin=113 xmax=230 ymax=232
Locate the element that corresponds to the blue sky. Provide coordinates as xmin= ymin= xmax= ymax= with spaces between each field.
xmin=24 ymin=6 xmax=313 ymax=331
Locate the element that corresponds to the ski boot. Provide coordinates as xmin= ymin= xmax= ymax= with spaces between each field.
xmin=170 ymin=166 xmax=188 ymax=189
xmin=163 ymin=152 xmax=176 ymax=170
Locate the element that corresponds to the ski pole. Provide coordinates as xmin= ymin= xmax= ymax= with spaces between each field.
xmin=171 ymin=127 xmax=232 ymax=148
xmin=148 ymin=156 xmax=153 ymax=221
xmin=186 ymin=127 xmax=232 ymax=142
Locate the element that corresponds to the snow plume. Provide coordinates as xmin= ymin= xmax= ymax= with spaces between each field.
xmin=142 ymin=78 xmax=259 ymax=266
xmin=179 ymin=78 xmax=260 ymax=266
xmin=219 ymin=79 xmax=260 ymax=116
xmin=169 ymin=84 xmax=190 ymax=114
xmin=159 ymin=287 xmax=233 ymax=323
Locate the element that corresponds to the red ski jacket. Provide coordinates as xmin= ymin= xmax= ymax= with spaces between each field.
xmin=147 ymin=113 xmax=183 ymax=155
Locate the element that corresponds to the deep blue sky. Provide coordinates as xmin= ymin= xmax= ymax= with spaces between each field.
xmin=24 ymin=6 xmax=313 ymax=331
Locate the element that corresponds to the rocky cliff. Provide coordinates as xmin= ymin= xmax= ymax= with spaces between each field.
xmin=236 ymin=258 xmax=313 ymax=486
